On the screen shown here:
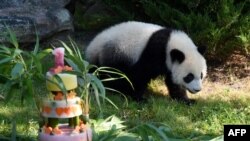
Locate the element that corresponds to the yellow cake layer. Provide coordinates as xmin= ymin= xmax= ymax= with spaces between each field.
xmin=46 ymin=73 xmax=77 ymax=91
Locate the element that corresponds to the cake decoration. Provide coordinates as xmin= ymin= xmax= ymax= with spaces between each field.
xmin=38 ymin=47 xmax=92 ymax=141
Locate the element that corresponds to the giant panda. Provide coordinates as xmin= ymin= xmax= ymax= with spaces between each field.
xmin=85 ymin=21 xmax=207 ymax=105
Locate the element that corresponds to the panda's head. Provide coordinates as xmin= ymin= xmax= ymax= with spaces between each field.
xmin=166 ymin=31 xmax=207 ymax=94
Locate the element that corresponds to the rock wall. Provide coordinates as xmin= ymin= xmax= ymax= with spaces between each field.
xmin=0 ymin=0 xmax=73 ymax=43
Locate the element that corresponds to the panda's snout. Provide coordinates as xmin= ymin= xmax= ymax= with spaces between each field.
xmin=193 ymin=89 xmax=201 ymax=93
xmin=188 ymin=88 xmax=201 ymax=94
xmin=186 ymin=80 xmax=202 ymax=94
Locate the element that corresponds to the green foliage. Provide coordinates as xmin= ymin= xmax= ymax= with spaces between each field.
xmin=80 ymin=115 xmax=224 ymax=141
xmin=1 ymin=96 xmax=228 ymax=141
xmin=91 ymin=116 xmax=186 ymax=141
xmin=236 ymin=28 xmax=250 ymax=54
xmin=99 ymin=0 xmax=250 ymax=58
xmin=91 ymin=115 xmax=138 ymax=141
xmin=0 ymin=27 xmax=52 ymax=107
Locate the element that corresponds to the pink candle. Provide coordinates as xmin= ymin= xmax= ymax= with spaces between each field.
xmin=53 ymin=47 xmax=65 ymax=67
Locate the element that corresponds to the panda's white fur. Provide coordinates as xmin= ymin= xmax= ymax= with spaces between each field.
xmin=85 ymin=21 xmax=207 ymax=104
xmin=86 ymin=22 xmax=163 ymax=64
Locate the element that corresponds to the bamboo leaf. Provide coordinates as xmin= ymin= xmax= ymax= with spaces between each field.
xmin=208 ymin=135 xmax=223 ymax=141
xmin=31 ymin=54 xmax=42 ymax=74
xmin=0 ymin=45 xmax=11 ymax=55
xmin=86 ymin=64 xmax=97 ymax=71
xmin=6 ymin=26 xmax=18 ymax=49
xmin=37 ymin=48 xmax=53 ymax=60
xmin=51 ymin=74 xmax=68 ymax=95
xmin=69 ymin=37 xmax=83 ymax=61
xmin=101 ymin=77 xmax=124 ymax=82
xmin=0 ymin=57 xmax=12 ymax=65
xmin=33 ymin=33 xmax=39 ymax=55
xmin=13 ymin=48 xmax=22 ymax=57
xmin=89 ymin=74 xmax=106 ymax=98
xmin=145 ymin=123 xmax=169 ymax=140
xmin=11 ymin=63 xmax=23 ymax=79
xmin=4 ymin=83 xmax=18 ymax=103
xmin=91 ymin=82 xmax=102 ymax=114
xmin=60 ymin=40 xmax=73 ymax=55
xmin=95 ymin=67 xmax=133 ymax=89
xmin=100 ymin=94 xmax=119 ymax=110
xmin=65 ymin=54 xmax=85 ymax=71
xmin=65 ymin=58 xmax=81 ymax=72
xmin=82 ymin=60 xmax=90 ymax=70
xmin=105 ymin=87 xmax=128 ymax=107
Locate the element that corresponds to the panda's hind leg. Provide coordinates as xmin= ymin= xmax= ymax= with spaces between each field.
xmin=164 ymin=76 xmax=195 ymax=105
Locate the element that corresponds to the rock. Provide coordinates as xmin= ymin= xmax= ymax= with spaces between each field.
xmin=0 ymin=0 xmax=23 ymax=8
xmin=0 ymin=0 xmax=71 ymax=8
xmin=0 ymin=0 xmax=73 ymax=43
xmin=25 ymin=0 xmax=71 ymax=8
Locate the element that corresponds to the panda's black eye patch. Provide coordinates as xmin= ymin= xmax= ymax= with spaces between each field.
xmin=201 ymin=73 xmax=203 ymax=79
xmin=183 ymin=73 xmax=194 ymax=83
xmin=170 ymin=49 xmax=185 ymax=64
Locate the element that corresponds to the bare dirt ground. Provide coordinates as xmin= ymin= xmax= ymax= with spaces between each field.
xmin=207 ymin=51 xmax=250 ymax=83
xmin=207 ymin=51 xmax=250 ymax=89
xmin=200 ymin=51 xmax=250 ymax=100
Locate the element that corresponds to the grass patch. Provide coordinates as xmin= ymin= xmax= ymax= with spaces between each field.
xmin=0 ymin=99 xmax=40 ymax=140
xmin=1 ymin=78 xmax=250 ymax=140
xmin=95 ymin=77 xmax=250 ymax=139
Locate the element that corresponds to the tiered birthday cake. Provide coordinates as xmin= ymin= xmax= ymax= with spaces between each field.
xmin=38 ymin=48 xmax=92 ymax=141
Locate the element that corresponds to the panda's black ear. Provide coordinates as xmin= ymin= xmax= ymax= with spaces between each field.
xmin=197 ymin=45 xmax=206 ymax=55
xmin=170 ymin=49 xmax=185 ymax=64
